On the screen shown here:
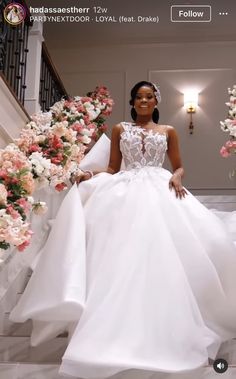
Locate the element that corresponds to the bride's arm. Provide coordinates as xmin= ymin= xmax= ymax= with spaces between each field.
xmin=166 ymin=126 xmax=187 ymax=199
xmin=72 ymin=124 xmax=123 ymax=183
xmin=106 ymin=123 xmax=123 ymax=174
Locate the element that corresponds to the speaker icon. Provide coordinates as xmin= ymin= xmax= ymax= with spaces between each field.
xmin=213 ymin=358 xmax=228 ymax=373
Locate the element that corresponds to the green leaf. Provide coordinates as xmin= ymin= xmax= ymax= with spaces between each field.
xmin=0 ymin=241 xmax=10 ymax=250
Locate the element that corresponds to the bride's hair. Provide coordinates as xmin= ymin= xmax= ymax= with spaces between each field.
xmin=129 ymin=81 xmax=160 ymax=123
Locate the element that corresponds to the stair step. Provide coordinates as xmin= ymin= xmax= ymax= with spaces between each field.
xmin=196 ymin=195 xmax=236 ymax=211
xmin=0 ymin=336 xmax=67 ymax=363
xmin=0 ymin=363 xmax=236 ymax=379
xmin=0 ymin=316 xmax=32 ymax=337
xmin=0 ymin=363 xmax=62 ymax=379
xmin=0 ymin=269 xmax=32 ymax=335
xmin=1 ymin=335 xmax=236 ymax=364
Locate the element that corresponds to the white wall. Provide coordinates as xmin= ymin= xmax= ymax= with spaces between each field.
xmin=48 ymin=41 xmax=236 ymax=194
xmin=0 ymin=75 xmax=29 ymax=148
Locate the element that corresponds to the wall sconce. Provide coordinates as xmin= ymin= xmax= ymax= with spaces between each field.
xmin=184 ymin=91 xmax=198 ymax=134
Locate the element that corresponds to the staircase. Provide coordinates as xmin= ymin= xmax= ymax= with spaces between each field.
xmin=0 ymin=230 xmax=69 ymax=378
xmin=0 ymin=195 xmax=236 ymax=379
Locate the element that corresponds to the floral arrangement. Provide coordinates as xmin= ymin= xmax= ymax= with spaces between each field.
xmin=15 ymin=86 xmax=114 ymax=191
xmin=220 ymin=85 xmax=236 ymax=158
xmin=0 ymin=144 xmax=47 ymax=251
xmin=0 ymin=86 xmax=113 ymax=252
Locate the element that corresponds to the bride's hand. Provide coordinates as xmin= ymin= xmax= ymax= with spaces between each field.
xmin=169 ymin=174 xmax=187 ymax=199
xmin=70 ymin=170 xmax=93 ymax=184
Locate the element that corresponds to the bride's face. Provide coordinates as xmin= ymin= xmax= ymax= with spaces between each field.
xmin=134 ymin=86 xmax=157 ymax=116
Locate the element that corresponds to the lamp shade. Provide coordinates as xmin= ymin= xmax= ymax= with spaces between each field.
xmin=184 ymin=91 xmax=198 ymax=112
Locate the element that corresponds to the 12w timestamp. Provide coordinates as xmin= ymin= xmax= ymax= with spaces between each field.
xmin=93 ymin=6 xmax=108 ymax=13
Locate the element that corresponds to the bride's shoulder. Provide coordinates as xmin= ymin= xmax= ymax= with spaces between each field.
xmin=113 ymin=122 xmax=132 ymax=133
xmin=164 ymin=125 xmax=174 ymax=132
xmin=162 ymin=125 xmax=178 ymax=138
xmin=110 ymin=123 xmax=126 ymax=139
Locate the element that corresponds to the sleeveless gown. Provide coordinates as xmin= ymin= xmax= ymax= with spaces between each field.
xmin=10 ymin=122 xmax=236 ymax=378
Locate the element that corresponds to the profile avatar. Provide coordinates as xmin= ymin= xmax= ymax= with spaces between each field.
xmin=4 ymin=3 xmax=26 ymax=26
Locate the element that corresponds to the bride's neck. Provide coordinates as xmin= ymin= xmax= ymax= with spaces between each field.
xmin=135 ymin=116 xmax=154 ymax=127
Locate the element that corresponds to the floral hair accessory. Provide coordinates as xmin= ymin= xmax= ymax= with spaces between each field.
xmin=152 ymin=83 xmax=161 ymax=104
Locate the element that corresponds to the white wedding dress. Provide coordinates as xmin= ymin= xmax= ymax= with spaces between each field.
xmin=10 ymin=122 xmax=236 ymax=378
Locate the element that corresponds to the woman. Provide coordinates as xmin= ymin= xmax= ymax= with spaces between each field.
xmin=11 ymin=81 xmax=236 ymax=378
xmin=6 ymin=5 xmax=22 ymax=24
xmin=73 ymin=81 xmax=186 ymax=200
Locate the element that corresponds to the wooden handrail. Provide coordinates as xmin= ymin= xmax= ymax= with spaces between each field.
xmin=41 ymin=42 xmax=68 ymax=97
xmin=39 ymin=42 xmax=69 ymax=111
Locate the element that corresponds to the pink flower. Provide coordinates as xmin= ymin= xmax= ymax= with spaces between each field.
xmin=10 ymin=177 xmax=19 ymax=184
xmin=81 ymin=96 xmax=92 ymax=103
xmin=97 ymin=86 xmax=108 ymax=95
xmin=220 ymin=146 xmax=230 ymax=157
xmin=21 ymin=173 xmax=35 ymax=194
xmin=16 ymin=198 xmax=32 ymax=213
xmin=87 ymin=123 xmax=96 ymax=130
xmin=64 ymin=100 xmax=74 ymax=108
xmin=225 ymin=140 xmax=236 ymax=149
xmin=0 ymin=170 xmax=8 ymax=179
xmin=51 ymin=155 xmax=63 ymax=164
xmin=100 ymin=124 xmax=108 ymax=132
xmin=6 ymin=205 xmax=20 ymax=219
xmin=52 ymin=135 xmax=63 ymax=149
xmin=17 ymin=230 xmax=33 ymax=251
xmin=17 ymin=241 xmax=30 ymax=251
xmin=72 ymin=123 xmax=83 ymax=132
xmin=55 ymin=182 xmax=67 ymax=192
xmin=82 ymin=115 xmax=90 ymax=125
xmin=29 ymin=144 xmax=41 ymax=153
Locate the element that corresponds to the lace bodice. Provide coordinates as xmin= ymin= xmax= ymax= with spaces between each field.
xmin=120 ymin=122 xmax=168 ymax=170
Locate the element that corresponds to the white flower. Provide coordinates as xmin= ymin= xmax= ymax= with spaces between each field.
xmin=229 ymin=125 xmax=236 ymax=137
xmin=70 ymin=144 xmax=81 ymax=156
xmin=35 ymin=135 xmax=47 ymax=144
xmin=29 ymin=152 xmax=51 ymax=176
xmin=81 ymin=128 xmax=93 ymax=137
xmin=0 ymin=209 xmax=30 ymax=246
xmin=220 ymin=121 xmax=229 ymax=132
xmin=229 ymin=108 xmax=236 ymax=118
xmin=79 ymin=135 xmax=91 ymax=144
xmin=66 ymin=161 xmax=78 ymax=174
xmin=52 ymin=121 xmax=68 ymax=137
xmin=4 ymin=143 xmax=21 ymax=153
xmin=83 ymin=102 xmax=101 ymax=120
xmin=27 ymin=196 xmax=34 ymax=204
xmin=26 ymin=121 xmax=38 ymax=130
xmin=50 ymin=100 xmax=65 ymax=115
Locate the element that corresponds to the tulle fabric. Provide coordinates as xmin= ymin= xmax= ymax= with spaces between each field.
xmin=59 ymin=167 xmax=236 ymax=378
xmin=10 ymin=133 xmax=236 ymax=378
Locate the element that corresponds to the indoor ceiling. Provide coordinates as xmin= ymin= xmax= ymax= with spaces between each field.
xmin=26 ymin=0 xmax=236 ymax=49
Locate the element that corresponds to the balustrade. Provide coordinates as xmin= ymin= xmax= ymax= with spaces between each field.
xmin=0 ymin=0 xmax=32 ymax=105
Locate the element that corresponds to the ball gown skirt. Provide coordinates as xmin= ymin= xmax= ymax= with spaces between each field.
xmin=9 ymin=127 xmax=236 ymax=379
